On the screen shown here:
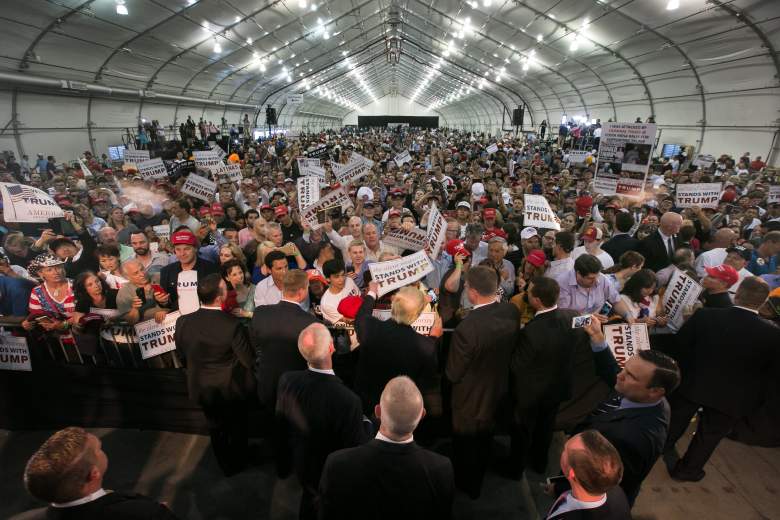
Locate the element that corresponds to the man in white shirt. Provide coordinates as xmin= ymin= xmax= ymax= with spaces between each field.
xmin=320 ymin=258 xmax=361 ymax=326
xmin=168 ymin=199 xmax=200 ymax=234
xmin=723 ymin=245 xmax=753 ymax=301
xmin=694 ymin=228 xmax=737 ymax=277
xmin=362 ymin=222 xmax=399 ymax=262
xmin=130 ymin=231 xmax=171 ymax=277
xmin=546 ymin=231 xmax=576 ymax=280
xmin=571 ymin=226 xmax=614 ymax=270
xmin=254 ymin=250 xmax=287 ymax=306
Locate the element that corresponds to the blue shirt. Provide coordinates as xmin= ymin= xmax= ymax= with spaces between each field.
xmin=0 ymin=275 xmax=35 ymax=317
xmin=554 ymin=269 xmax=620 ymax=314
xmin=747 ymin=251 xmax=778 ymax=276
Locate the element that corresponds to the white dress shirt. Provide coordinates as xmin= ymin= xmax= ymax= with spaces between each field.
xmin=52 ymin=489 xmax=108 ymax=508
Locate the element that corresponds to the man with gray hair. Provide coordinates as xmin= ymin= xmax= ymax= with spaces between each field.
xmin=353 ymin=281 xmax=442 ymax=416
xmin=275 ymin=323 xmax=371 ymax=519
xmin=318 ymin=377 xmax=454 ymax=519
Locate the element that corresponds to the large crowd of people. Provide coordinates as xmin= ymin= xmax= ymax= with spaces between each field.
xmin=1 ymin=124 xmax=779 ymax=519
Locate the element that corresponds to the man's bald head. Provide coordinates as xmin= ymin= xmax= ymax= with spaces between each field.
xmin=713 ymin=228 xmax=736 ymax=248
xmin=390 ymin=286 xmax=425 ymax=325
xmin=377 ymin=376 xmax=424 ymax=439
xmin=297 ymin=323 xmax=333 ymax=369
xmin=659 ymin=211 xmax=682 ymax=235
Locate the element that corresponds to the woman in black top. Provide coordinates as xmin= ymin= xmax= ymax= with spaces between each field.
xmin=71 ymin=271 xmax=119 ymax=359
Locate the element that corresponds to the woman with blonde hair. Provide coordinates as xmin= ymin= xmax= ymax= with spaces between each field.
xmin=105 ymin=206 xmax=139 ymax=244
xmin=218 ymin=243 xmax=248 ymax=270
xmin=73 ymin=203 xmax=107 ymax=237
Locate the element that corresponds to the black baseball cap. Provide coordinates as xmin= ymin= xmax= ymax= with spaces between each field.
xmin=726 ymin=245 xmax=751 ymax=261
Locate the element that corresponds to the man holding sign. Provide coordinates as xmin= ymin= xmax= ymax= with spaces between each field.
xmin=175 ymin=273 xmax=255 ymax=476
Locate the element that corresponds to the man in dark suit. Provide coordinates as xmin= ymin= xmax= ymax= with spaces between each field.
xmin=601 ymin=211 xmax=640 ymax=265
xmin=509 ymin=276 xmax=590 ymax=476
xmin=250 ymin=269 xmax=318 ymax=410
xmin=446 ymin=265 xmax=519 ymax=498
xmin=545 ymin=430 xmax=631 ymax=520
xmin=319 ymin=376 xmax=454 ymax=520
xmin=276 ymin=322 xmax=373 ymax=519
xmin=637 ymin=211 xmax=682 ymax=272
xmin=174 ymin=273 xmax=255 ymax=476
xmin=665 ymin=276 xmax=780 ymax=481
xmin=353 ymin=282 xmax=442 ymax=416
xmin=572 ymin=318 xmax=681 ymax=506
xmin=18 ymin=427 xmax=179 ymax=520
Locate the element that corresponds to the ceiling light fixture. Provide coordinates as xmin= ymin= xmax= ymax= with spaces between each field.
xmin=298 ymin=0 xmax=308 ymax=8
xmin=115 ymin=0 xmax=128 ymax=15
xmin=482 ymin=0 xmax=492 ymax=7
xmin=666 ymin=0 xmax=680 ymax=10
xmin=246 ymin=37 xmax=253 ymax=45
xmin=213 ymin=38 xmax=222 ymax=53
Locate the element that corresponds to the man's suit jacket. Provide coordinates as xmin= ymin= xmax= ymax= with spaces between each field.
xmin=511 ymin=308 xmax=589 ymax=411
xmin=446 ymin=301 xmax=519 ymax=433
xmin=353 ymin=295 xmax=439 ymax=415
xmin=275 ymin=369 xmax=372 ymax=488
xmin=318 ymin=439 xmax=454 ymax=520
xmin=546 ymin=487 xmax=631 ymax=519
xmin=601 ymin=233 xmax=640 ymax=264
xmin=10 ymin=492 xmax=179 ymax=520
xmin=637 ymin=230 xmax=676 ymax=272
xmin=573 ymin=390 xmax=670 ymax=505
xmin=674 ymin=306 xmax=780 ymax=418
xmin=159 ymin=258 xmax=219 ymax=310
xmin=174 ymin=308 xmax=255 ymax=407
xmin=250 ymin=300 xmax=318 ymax=408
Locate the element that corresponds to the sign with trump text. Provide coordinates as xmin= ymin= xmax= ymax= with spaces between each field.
xmin=604 ymin=323 xmax=650 ymax=368
xmin=368 ymin=250 xmax=434 ymax=297
xmin=134 ymin=312 xmax=180 ymax=360
xmin=523 ymin=194 xmax=561 ymax=230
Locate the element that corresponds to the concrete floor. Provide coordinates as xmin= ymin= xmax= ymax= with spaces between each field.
xmin=1 ymin=424 xmax=778 ymax=520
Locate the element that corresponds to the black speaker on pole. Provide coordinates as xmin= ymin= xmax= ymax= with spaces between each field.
xmin=265 ymin=105 xmax=278 ymax=125
xmin=512 ymin=106 xmax=525 ymax=127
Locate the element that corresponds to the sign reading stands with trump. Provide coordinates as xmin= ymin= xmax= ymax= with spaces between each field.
xmin=603 ymin=323 xmax=650 ymax=369
xmin=134 ymin=312 xmax=180 ymax=360
xmin=662 ymin=269 xmax=703 ymax=332
xmin=523 ymin=194 xmax=561 ymax=230
xmin=675 ymin=183 xmax=722 ymax=209
xmin=0 ymin=182 xmax=64 ymax=222
xmin=300 ymin=186 xmax=353 ymax=230
xmin=181 ymin=174 xmax=217 ymax=202
xmin=0 ymin=335 xmax=32 ymax=371
xmin=368 ymin=250 xmax=434 ymax=297
xmin=136 ymin=158 xmax=168 ymax=180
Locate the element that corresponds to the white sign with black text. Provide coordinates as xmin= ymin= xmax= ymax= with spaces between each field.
xmin=523 ymin=194 xmax=561 ymax=230
xmin=0 ymin=335 xmax=32 ymax=371
xmin=134 ymin=312 xmax=181 ymax=360
xmin=136 ymin=158 xmax=168 ymax=180
xmin=181 ymin=174 xmax=217 ymax=202
xmin=368 ymin=250 xmax=434 ymax=297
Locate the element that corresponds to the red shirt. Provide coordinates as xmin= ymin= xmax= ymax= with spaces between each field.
xmin=750 ymin=160 xmax=765 ymax=170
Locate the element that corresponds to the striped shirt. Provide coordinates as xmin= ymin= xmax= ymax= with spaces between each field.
xmin=28 ymin=281 xmax=76 ymax=318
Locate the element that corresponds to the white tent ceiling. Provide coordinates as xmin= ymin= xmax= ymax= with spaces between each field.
xmin=0 ymin=0 xmax=778 ymax=159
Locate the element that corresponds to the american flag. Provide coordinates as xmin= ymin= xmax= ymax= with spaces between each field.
xmin=6 ymin=184 xmax=36 ymax=202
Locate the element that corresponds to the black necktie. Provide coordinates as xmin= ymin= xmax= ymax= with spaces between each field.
xmin=593 ymin=394 xmax=622 ymax=416
xmin=667 ymin=237 xmax=675 ymax=258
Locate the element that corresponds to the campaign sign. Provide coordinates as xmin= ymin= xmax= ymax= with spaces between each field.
xmin=152 ymin=224 xmax=170 ymax=241
xmin=78 ymin=158 xmax=92 ymax=177
xmin=372 ymin=310 xmax=436 ymax=335
xmin=332 ymin=159 xmax=370 ymax=185
xmin=604 ymin=323 xmax=650 ymax=369
xmin=592 ymin=176 xmax=618 ymax=196
xmin=305 ymin=145 xmax=329 ymax=159
xmin=568 ymin=151 xmax=590 ymax=165
xmin=210 ymin=145 xmax=226 ymax=161
xmin=486 ymin=143 xmax=499 ymax=154
xmin=425 ymin=205 xmax=447 ymax=259
xmin=134 ymin=312 xmax=180 ymax=360
xmin=368 ymin=250 xmax=434 ymax=297
xmin=212 ymin=163 xmax=243 ymax=183
xmin=767 ymin=185 xmax=780 ymax=205
xmin=193 ymin=150 xmax=222 ymax=170
xmin=0 ymin=335 xmax=32 ymax=371
xmin=394 ymin=150 xmax=412 ymax=167
xmin=123 ymin=149 xmax=150 ymax=165
xmin=675 ymin=183 xmax=722 ymax=209
xmin=181 ymin=174 xmax=217 ymax=202
xmin=0 ymin=182 xmax=64 ymax=223
xmin=297 ymin=158 xmax=326 ymax=179
xmin=136 ymin=158 xmax=168 ymax=180
xmin=297 ymin=176 xmax=321 ymax=210
xmin=523 ymin=194 xmax=561 ymax=230
xmin=662 ymin=269 xmax=703 ymax=332
xmin=595 ymin=122 xmax=656 ymax=198
xmin=383 ymin=227 xmax=427 ymax=251
xmin=300 ymin=186 xmax=354 ymax=230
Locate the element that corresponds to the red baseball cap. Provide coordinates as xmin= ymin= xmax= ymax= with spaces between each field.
xmin=198 ymin=206 xmax=212 ymax=217
xmin=260 ymin=204 xmax=273 ymax=211
xmin=705 ymin=264 xmax=739 ymax=287
xmin=337 ymin=295 xmax=364 ymax=319
xmin=171 ymin=230 xmax=198 ymax=247
xmin=445 ymin=239 xmax=471 ymax=257
xmin=306 ymin=269 xmax=328 ymax=286
xmin=483 ymin=208 xmax=497 ymax=219
xmin=210 ymin=203 xmax=224 ymax=215
xmin=274 ymin=205 xmax=288 ymax=218
xmin=525 ymin=249 xmax=547 ymax=267
xmin=581 ymin=227 xmax=603 ymax=242
xmin=388 ymin=209 xmax=402 ymax=218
